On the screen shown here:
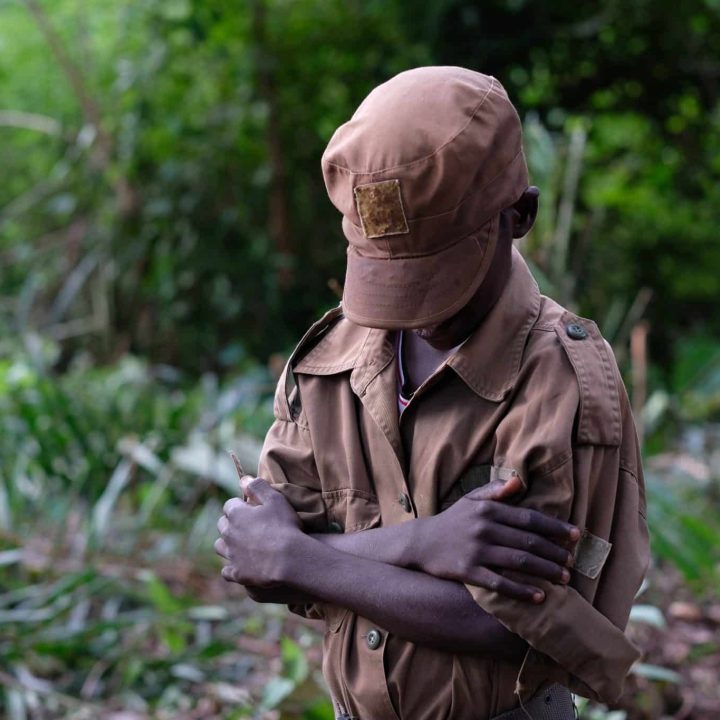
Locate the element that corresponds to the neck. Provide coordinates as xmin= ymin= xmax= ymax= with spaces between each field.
xmin=402 ymin=330 xmax=456 ymax=393
xmin=467 ymin=237 xmax=513 ymax=329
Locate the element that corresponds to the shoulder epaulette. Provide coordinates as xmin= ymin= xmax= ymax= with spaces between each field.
xmin=553 ymin=310 xmax=622 ymax=447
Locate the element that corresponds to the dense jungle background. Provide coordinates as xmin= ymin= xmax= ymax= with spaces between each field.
xmin=1 ymin=1 xmax=720 ymax=718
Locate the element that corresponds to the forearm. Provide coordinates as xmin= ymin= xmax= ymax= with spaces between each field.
xmin=249 ymin=519 xmax=437 ymax=607
xmin=311 ymin=518 xmax=424 ymax=568
xmin=243 ymin=522 xmax=422 ymax=606
xmin=283 ymin=533 xmax=527 ymax=659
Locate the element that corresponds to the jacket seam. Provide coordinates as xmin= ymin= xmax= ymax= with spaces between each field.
xmin=619 ymin=464 xmax=646 ymax=519
xmin=274 ymin=415 xmax=310 ymax=431
xmin=529 ymin=451 xmax=572 ymax=479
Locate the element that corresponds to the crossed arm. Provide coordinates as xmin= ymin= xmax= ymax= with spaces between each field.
xmin=215 ymin=475 xmax=579 ymax=659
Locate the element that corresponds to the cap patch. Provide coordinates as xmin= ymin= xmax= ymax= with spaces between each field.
xmin=354 ymin=179 xmax=409 ymax=239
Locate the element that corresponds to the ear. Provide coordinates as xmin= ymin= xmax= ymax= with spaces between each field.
xmin=510 ymin=186 xmax=540 ymax=238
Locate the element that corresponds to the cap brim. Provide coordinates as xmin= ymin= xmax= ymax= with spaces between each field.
xmin=342 ymin=217 xmax=498 ymax=329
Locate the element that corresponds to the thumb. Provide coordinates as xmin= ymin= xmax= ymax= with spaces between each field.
xmin=467 ymin=475 xmax=524 ymax=502
xmin=241 ymin=476 xmax=274 ymax=505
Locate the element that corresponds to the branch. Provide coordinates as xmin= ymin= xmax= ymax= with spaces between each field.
xmin=22 ymin=0 xmax=113 ymax=166
xmin=0 ymin=110 xmax=61 ymax=135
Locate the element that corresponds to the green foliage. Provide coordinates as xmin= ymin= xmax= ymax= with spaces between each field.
xmin=3 ymin=1 xmax=720 ymax=717
xmin=0 ymin=557 xmax=330 ymax=718
xmin=646 ymin=480 xmax=720 ymax=589
xmin=0 ymin=340 xmax=273 ymax=529
xmin=2 ymin=0 xmax=720 ymax=373
xmin=0 ymin=0 xmax=434 ymax=369
xmin=0 ymin=340 xmax=333 ymax=717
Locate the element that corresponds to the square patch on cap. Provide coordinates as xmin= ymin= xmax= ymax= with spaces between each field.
xmin=354 ymin=179 xmax=409 ymax=239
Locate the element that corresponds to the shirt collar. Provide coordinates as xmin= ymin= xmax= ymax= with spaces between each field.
xmin=447 ymin=247 xmax=541 ymax=401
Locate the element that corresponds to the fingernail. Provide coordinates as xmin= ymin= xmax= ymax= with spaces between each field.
xmin=569 ymin=527 xmax=581 ymax=541
xmin=561 ymin=569 xmax=570 ymax=583
xmin=533 ymin=591 xmax=544 ymax=604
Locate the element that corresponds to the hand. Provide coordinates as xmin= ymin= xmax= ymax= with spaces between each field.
xmin=215 ymin=477 xmax=303 ymax=587
xmin=416 ymin=476 xmax=580 ymax=603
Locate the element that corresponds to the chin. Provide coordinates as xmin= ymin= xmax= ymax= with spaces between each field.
xmin=414 ymin=328 xmax=458 ymax=350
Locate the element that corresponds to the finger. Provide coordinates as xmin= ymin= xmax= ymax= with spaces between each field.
xmin=466 ymin=476 xmax=523 ymax=503
xmin=489 ymin=503 xmax=580 ymax=542
xmin=217 ymin=515 xmax=229 ymax=535
xmin=223 ymin=497 xmax=245 ymax=517
xmin=214 ymin=538 xmax=229 ymax=558
xmin=240 ymin=475 xmax=260 ymax=505
xmin=472 ymin=568 xmax=545 ymax=604
xmin=490 ymin=525 xmax=575 ymax=567
xmin=242 ymin=477 xmax=275 ymax=506
xmin=221 ymin=565 xmax=236 ymax=582
xmin=483 ymin=547 xmax=571 ymax=585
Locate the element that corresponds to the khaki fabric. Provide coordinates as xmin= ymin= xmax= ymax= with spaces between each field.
xmin=321 ymin=67 xmax=529 ymax=330
xmin=258 ymin=248 xmax=649 ymax=720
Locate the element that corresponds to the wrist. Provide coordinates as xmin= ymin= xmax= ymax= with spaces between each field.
xmin=278 ymin=531 xmax=320 ymax=589
xmin=404 ymin=517 xmax=430 ymax=570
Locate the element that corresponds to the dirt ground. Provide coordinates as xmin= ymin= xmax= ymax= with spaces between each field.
xmin=616 ymin=565 xmax=720 ymax=719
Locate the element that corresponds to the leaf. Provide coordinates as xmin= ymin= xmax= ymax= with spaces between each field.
xmin=0 ymin=549 xmax=22 ymax=566
xmin=281 ymin=636 xmax=308 ymax=684
xmin=91 ymin=458 xmax=135 ymax=541
xmin=170 ymin=663 xmax=205 ymax=682
xmin=629 ymin=604 xmax=666 ymax=629
xmin=140 ymin=572 xmax=184 ymax=614
xmin=302 ymin=698 xmax=336 ymax=720
xmin=631 ymin=663 xmax=682 ymax=684
xmin=187 ymin=605 xmax=229 ymax=622
xmin=161 ymin=0 xmax=192 ymax=21
xmin=159 ymin=623 xmax=189 ymax=655
xmin=258 ymin=677 xmax=295 ymax=711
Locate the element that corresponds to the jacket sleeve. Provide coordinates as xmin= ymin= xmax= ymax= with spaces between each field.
xmin=465 ymin=327 xmax=650 ymax=702
xmin=256 ymin=363 xmax=328 ymax=619
xmin=258 ymin=353 xmax=328 ymax=530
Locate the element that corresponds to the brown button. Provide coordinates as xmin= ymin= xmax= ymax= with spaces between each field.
xmin=366 ymin=629 xmax=382 ymax=650
xmin=398 ymin=492 xmax=412 ymax=513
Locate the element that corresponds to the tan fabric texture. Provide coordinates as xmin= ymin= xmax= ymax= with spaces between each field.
xmin=258 ymin=249 xmax=649 ymax=720
xmin=321 ymin=66 xmax=528 ymax=329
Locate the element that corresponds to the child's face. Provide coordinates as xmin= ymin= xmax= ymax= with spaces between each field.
xmin=410 ymin=211 xmax=515 ymax=350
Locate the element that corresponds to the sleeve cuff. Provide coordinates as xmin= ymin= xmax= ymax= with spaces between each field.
xmin=466 ymin=581 xmax=640 ymax=701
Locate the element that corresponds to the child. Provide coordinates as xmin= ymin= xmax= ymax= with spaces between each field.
xmin=216 ymin=66 xmax=649 ymax=720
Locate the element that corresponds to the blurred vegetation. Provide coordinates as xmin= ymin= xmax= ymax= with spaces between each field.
xmin=1 ymin=0 xmax=720 ymax=718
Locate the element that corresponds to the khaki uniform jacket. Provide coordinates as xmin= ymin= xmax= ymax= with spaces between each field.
xmin=258 ymin=249 xmax=649 ymax=720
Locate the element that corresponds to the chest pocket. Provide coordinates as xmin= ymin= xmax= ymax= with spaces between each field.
xmin=439 ymin=464 xmax=521 ymax=511
xmin=322 ymin=488 xmax=382 ymax=534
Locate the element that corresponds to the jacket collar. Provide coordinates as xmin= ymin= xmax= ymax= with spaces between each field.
xmin=447 ymin=247 xmax=541 ymax=401
xmin=294 ymin=248 xmax=540 ymax=402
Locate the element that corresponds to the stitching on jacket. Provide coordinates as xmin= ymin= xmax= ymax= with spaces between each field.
xmin=619 ymin=465 xmax=646 ymax=519
xmin=555 ymin=315 xmax=621 ymax=447
xmin=530 ymin=451 xmax=573 ymax=479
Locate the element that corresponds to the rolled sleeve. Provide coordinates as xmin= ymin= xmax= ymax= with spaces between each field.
xmin=259 ymin=417 xmax=328 ymax=532
xmin=465 ymin=442 xmax=648 ymax=702
xmin=255 ymin=371 xmax=328 ymax=619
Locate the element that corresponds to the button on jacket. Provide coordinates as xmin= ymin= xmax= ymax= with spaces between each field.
xmin=258 ymin=248 xmax=649 ymax=720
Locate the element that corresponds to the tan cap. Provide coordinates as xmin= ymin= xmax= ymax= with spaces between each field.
xmin=321 ymin=66 xmax=528 ymax=329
